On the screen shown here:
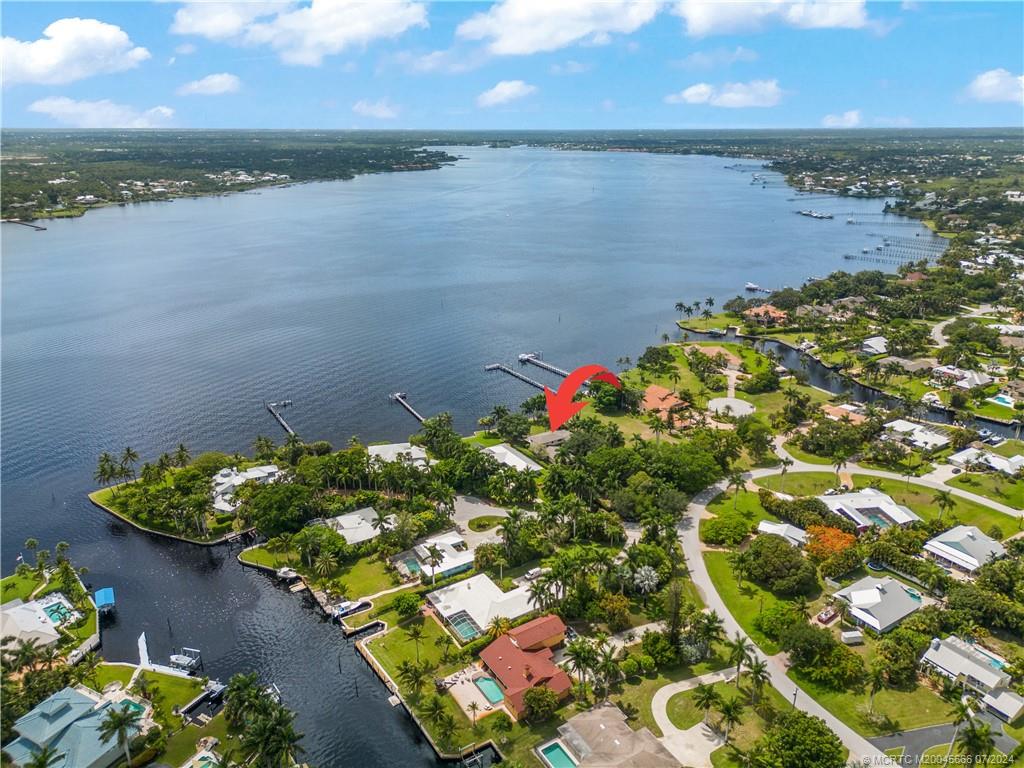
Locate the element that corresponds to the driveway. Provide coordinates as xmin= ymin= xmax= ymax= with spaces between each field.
xmin=869 ymin=712 xmax=1018 ymax=760
xmin=452 ymin=495 xmax=509 ymax=548
xmin=650 ymin=668 xmax=734 ymax=766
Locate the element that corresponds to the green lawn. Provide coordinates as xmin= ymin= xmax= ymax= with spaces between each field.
xmin=89 ymin=484 xmax=234 ymax=543
xmin=343 ymin=584 xmax=421 ymax=629
xmin=137 ymin=670 xmax=204 ymax=728
xmin=851 ymin=476 xmax=1017 ymax=533
xmin=782 ymin=439 xmax=832 ymax=465
xmin=367 ymin=615 xmax=466 ymax=680
xmin=703 ymin=552 xmax=807 ymax=655
xmin=947 ymin=473 xmax=1024 ymax=512
xmin=789 ymin=668 xmax=951 ymax=736
xmin=467 ymin=515 xmax=504 ymax=532
xmin=701 ymin=490 xmax=779 ymax=544
xmin=91 ymin=663 xmax=136 ymax=691
xmin=1 ymin=570 xmax=44 ymax=602
xmin=463 ymin=431 xmax=505 ymax=448
xmin=160 ymin=712 xmax=238 ymax=766
xmin=736 ymin=384 xmax=832 ymax=420
xmin=756 ymin=471 xmax=840 ymax=497
xmin=990 ymin=439 xmax=1024 ymax=459
xmin=239 ymin=547 xmax=402 ymax=599
xmin=609 ymin=647 xmax=730 ymax=737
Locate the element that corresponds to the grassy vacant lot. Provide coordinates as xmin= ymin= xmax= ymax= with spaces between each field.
xmin=91 ymin=663 xmax=136 ymax=691
xmin=609 ymin=647 xmax=730 ymax=737
xmin=138 ymin=670 xmax=204 ymax=729
xmin=467 ymin=515 xmax=504 ymax=532
xmin=782 ymin=439 xmax=832 ymax=465
xmin=756 ymin=471 xmax=840 ymax=497
xmin=344 ymin=584 xmax=422 ymax=630
xmin=240 ymin=547 xmax=402 ymax=599
xmin=948 ymin=473 xmax=1024 ymax=512
xmin=1 ymin=571 xmax=43 ymax=602
xmin=788 ymin=669 xmax=951 ymax=737
xmin=161 ymin=712 xmax=236 ymax=766
xmin=700 ymin=490 xmax=779 ymax=544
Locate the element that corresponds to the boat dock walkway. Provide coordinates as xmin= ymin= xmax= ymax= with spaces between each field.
xmin=518 ymin=352 xmax=569 ymax=378
xmin=484 ymin=363 xmax=545 ymax=390
xmin=390 ymin=392 xmax=425 ymax=423
xmin=265 ymin=400 xmax=296 ymax=436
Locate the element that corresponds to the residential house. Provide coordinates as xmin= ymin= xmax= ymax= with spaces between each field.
xmin=482 ymin=443 xmax=542 ymax=473
xmin=920 ymin=636 xmax=1024 ymax=722
xmin=757 ymin=520 xmax=807 ymax=548
xmin=641 ymin=384 xmax=685 ymax=422
xmin=554 ymin=704 xmax=678 ymax=767
xmin=932 ymin=365 xmax=994 ymax=390
xmin=401 ymin=531 xmax=475 ymax=581
xmin=822 ymin=403 xmax=867 ymax=425
xmin=743 ymin=304 xmax=788 ymax=327
xmin=211 ymin=465 xmax=280 ymax=513
xmin=322 ymin=507 xmax=394 ymax=546
xmin=685 ymin=345 xmax=742 ymax=370
xmin=861 ymin=336 xmax=889 ymax=356
xmin=948 ymin=447 xmax=1024 ymax=476
xmin=877 ymin=356 xmax=934 ymax=374
xmin=924 ymin=525 xmax=1005 ymax=576
xmin=883 ymin=419 xmax=950 ymax=451
xmin=0 ymin=598 xmax=62 ymax=649
xmin=820 ymin=488 xmax=921 ymax=532
xmin=526 ymin=430 xmax=570 ymax=461
xmin=478 ymin=614 xmax=572 ymax=719
xmin=899 ymin=271 xmax=928 ymax=285
xmin=426 ymin=574 xmax=533 ymax=642
xmin=367 ymin=442 xmax=429 ymax=469
xmin=834 ymin=576 xmax=922 ymax=633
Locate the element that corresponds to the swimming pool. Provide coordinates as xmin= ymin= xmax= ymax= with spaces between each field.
xmin=539 ymin=740 xmax=578 ymax=768
xmin=988 ymin=394 xmax=1016 ymax=408
xmin=121 ymin=700 xmax=146 ymax=714
xmin=448 ymin=612 xmax=480 ymax=641
xmin=473 ymin=676 xmax=504 ymax=704
xmin=404 ymin=559 xmax=422 ymax=574
xmin=43 ymin=602 xmax=74 ymax=624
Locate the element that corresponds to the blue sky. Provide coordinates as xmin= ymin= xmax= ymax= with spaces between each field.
xmin=2 ymin=1 xmax=1022 ymax=129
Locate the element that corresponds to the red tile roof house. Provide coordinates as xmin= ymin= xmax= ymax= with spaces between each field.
xmin=478 ymin=615 xmax=572 ymax=719
xmin=743 ymin=303 xmax=788 ymax=327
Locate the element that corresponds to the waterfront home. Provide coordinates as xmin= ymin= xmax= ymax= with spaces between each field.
xmin=684 ymin=344 xmax=742 ymax=370
xmin=877 ymin=356 xmax=934 ymax=374
xmin=397 ymin=531 xmax=475 ymax=581
xmin=526 ymin=430 xmax=570 ymax=461
xmin=931 ymin=365 xmax=994 ymax=390
xmin=757 ymin=520 xmax=807 ymax=548
xmin=742 ymin=303 xmax=788 ymax=327
xmin=822 ymin=403 xmax=867 ymax=425
xmin=367 ymin=442 xmax=429 ymax=469
xmin=883 ymin=419 xmax=950 ymax=451
xmin=641 ymin=384 xmax=686 ymax=422
xmin=482 ymin=443 xmax=542 ymax=473
xmin=924 ymin=525 xmax=1005 ymax=576
xmin=920 ymin=636 xmax=1024 ymax=722
xmin=949 ymin=447 xmax=1024 ymax=476
xmin=834 ymin=576 xmax=922 ymax=633
xmin=861 ymin=336 xmax=889 ymax=356
xmin=211 ymin=464 xmax=280 ymax=513
xmin=4 ymin=685 xmax=152 ymax=768
xmin=426 ymin=573 xmax=533 ymax=642
xmin=1 ymin=593 xmax=79 ymax=649
xmin=322 ymin=507 xmax=394 ymax=546
xmin=820 ymin=488 xmax=921 ymax=532
xmin=554 ymin=703 xmax=677 ymax=767
xmin=478 ymin=614 xmax=572 ymax=719
xmin=794 ymin=303 xmax=833 ymax=320
xmin=506 ymin=613 xmax=566 ymax=651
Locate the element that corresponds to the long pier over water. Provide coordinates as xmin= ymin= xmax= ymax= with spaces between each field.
xmin=518 ymin=352 xmax=569 ymax=378
xmin=390 ymin=392 xmax=425 ymax=422
xmin=484 ymin=364 xmax=545 ymax=390
xmin=264 ymin=401 xmax=296 ymax=436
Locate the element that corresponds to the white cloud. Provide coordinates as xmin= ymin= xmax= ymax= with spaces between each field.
xmin=665 ymin=79 xmax=782 ymax=107
xmin=175 ymin=42 xmax=197 ymax=55
xmin=822 ymin=109 xmax=861 ymax=128
xmin=171 ymin=0 xmax=427 ymax=66
xmin=457 ymin=0 xmax=659 ymax=55
xmin=28 ymin=97 xmax=173 ymax=128
xmin=352 ymin=98 xmax=399 ymax=119
xmin=177 ymin=72 xmax=241 ymax=96
xmin=965 ymin=68 xmax=1024 ymax=105
xmin=391 ymin=47 xmax=487 ymax=74
xmin=477 ymin=79 xmax=537 ymax=108
xmin=550 ymin=59 xmax=590 ymax=75
xmin=2 ymin=17 xmax=150 ymax=86
xmin=672 ymin=0 xmax=869 ymax=37
xmin=675 ymin=45 xmax=758 ymax=69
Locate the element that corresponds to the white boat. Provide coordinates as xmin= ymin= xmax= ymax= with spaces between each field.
xmin=276 ymin=567 xmax=298 ymax=581
xmin=745 ymin=282 xmax=760 ymax=291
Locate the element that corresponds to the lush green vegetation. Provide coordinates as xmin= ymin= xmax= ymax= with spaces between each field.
xmin=91 ymin=663 xmax=136 ymax=691
xmin=948 ymin=472 xmax=1024 ymax=511
xmin=0 ymin=570 xmax=43 ymax=603
xmin=467 ymin=515 xmax=504 ymax=532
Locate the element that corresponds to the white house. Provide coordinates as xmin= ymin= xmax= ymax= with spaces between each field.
xmin=949 ymin=447 xmax=1024 ymax=476
xmin=211 ymin=465 xmax=280 ymax=513
xmin=405 ymin=531 xmax=476 ymax=580
xmin=932 ymin=365 xmax=994 ymax=390
xmin=322 ymin=507 xmax=394 ymax=546
xmin=920 ymin=636 xmax=1024 ymax=722
xmin=861 ymin=336 xmax=889 ymax=356
xmin=834 ymin=576 xmax=921 ymax=633
xmin=883 ymin=419 xmax=950 ymax=451
xmin=426 ymin=573 xmax=534 ymax=641
xmin=757 ymin=520 xmax=807 ymax=548
xmin=820 ymin=488 xmax=921 ymax=532
xmin=0 ymin=599 xmax=62 ymax=649
xmin=483 ymin=443 xmax=542 ymax=473
xmin=924 ymin=525 xmax=1005 ymax=575
xmin=367 ymin=442 xmax=429 ymax=469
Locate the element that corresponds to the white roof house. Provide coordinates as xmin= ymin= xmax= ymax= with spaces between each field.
xmin=932 ymin=365 xmax=994 ymax=390
xmin=861 ymin=336 xmax=889 ymax=356
xmin=949 ymin=447 xmax=1024 ymax=476
xmin=410 ymin=532 xmax=476 ymax=579
xmin=820 ymin=488 xmax=921 ymax=531
xmin=211 ymin=465 xmax=280 ymax=513
xmin=834 ymin=576 xmax=921 ymax=633
xmin=883 ymin=420 xmax=950 ymax=451
xmin=0 ymin=599 xmax=62 ymax=648
xmin=924 ymin=526 xmax=1005 ymax=574
xmin=426 ymin=574 xmax=533 ymax=638
xmin=920 ymin=636 xmax=1010 ymax=693
xmin=323 ymin=507 xmax=394 ymax=546
xmin=368 ymin=442 xmax=429 ymax=468
xmin=983 ymin=688 xmax=1024 ymax=723
xmin=757 ymin=520 xmax=807 ymax=548
xmin=482 ymin=443 xmax=542 ymax=473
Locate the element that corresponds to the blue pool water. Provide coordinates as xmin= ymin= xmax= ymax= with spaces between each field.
xmin=474 ymin=677 xmax=504 ymax=704
xmin=43 ymin=603 xmax=72 ymax=624
xmin=989 ymin=394 xmax=1015 ymax=408
xmin=540 ymin=742 xmax=578 ymax=768
xmin=404 ymin=559 xmax=422 ymax=574
xmin=449 ymin=613 xmax=480 ymax=641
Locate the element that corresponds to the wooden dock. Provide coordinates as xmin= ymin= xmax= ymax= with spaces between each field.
xmin=264 ymin=400 xmax=296 ymax=436
xmin=519 ymin=352 xmax=569 ymax=378
xmin=390 ymin=392 xmax=425 ymax=423
xmin=484 ymin=363 xmax=545 ymax=390
xmin=3 ymin=219 xmax=47 ymax=231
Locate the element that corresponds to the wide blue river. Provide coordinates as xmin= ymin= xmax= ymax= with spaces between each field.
xmin=1 ymin=146 xmax=939 ymax=765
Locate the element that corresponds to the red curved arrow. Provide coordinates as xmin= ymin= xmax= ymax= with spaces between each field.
xmin=544 ymin=365 xmax=621 ymax=431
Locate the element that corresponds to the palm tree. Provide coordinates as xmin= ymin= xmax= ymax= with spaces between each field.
xmin=932 ymin=489 xmax=955 ymax=521
xmin=467 ymin=700 xmax=481 ymax=730
xmin=25 ymin=746 xmax=63 ymax=768
xmin=243 ymin=704 xmax=304 ymax=768
xmin=728 ymin=471 xmax=745 ymax=509
xmin=831 ymin=450 xmax=849 ymax=482
xmin=746 ymin=658 xmax=770 ymax=704
xmin=778 ymin=457 xmax=794 ymax=494
xmin=119 ymin=447 xmax=139 ymax=480
xmin=435 ymin=711 xmax=458 ymax=747
xmin=425 ymin=544 xmax=444 ymax=586
xmin=406 ymin=624 xmax=425 ymax=664
xmin=565 ymin=638 xmax=596 ymax=691
xmin=728 ymin=550 xmax=751 ymax=588
xmin=487 ymin=616 xmax=512 ymax=640
xmin=396 ymin=659 xmax=427 ymax=696
xmin=98 ymin=705 xmax=141 ymax=767
xmin=421 ymin=694 xmax=446 ymax=726
xmin=693 ymin=683 xmax=723 ymax=726
xmin=945 ymin=699 xmax=976 ymax=762
xmin=867 ymin=666 xmax=886 ymax=713
xmin=957 ymin=719 xmax=995 ymax=760
xmin=313 ymin=551 xmax=338 ymax=579
xmin=716 ymin=698 xmax=744 ymax=742
xmin=174 ymin=443 xmax=191 ymax=468
xmin=726 ymin=633 xmax=754 ymax=685
xmin=633 ymin=565 xmax=660 ymax=607
xmin=224 ymin=672 xmax=263 ymax=727
xmin=434 ymin=633 xmax=453 ymax=663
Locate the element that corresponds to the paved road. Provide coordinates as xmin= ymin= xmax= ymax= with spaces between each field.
xmin=930 ymin=304 xmax=997 ymax=347
xmin=869 ymin=712 xmax=1019 ymax=759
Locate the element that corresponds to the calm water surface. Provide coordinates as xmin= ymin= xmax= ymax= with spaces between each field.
xmin=1 ymin=146 xmax=939 ymax=765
